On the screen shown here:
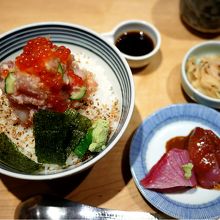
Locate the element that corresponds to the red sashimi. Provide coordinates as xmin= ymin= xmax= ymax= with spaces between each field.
xmin=141 ymin=148 xmax=197 ymax=189
xmin=188 ymin=127 xmax=220 ymax=189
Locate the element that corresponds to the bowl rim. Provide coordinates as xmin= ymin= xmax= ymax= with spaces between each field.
xmin=0 ymin=21 xmax=135 ymax=180
xmin=112 ymin=19 xmax=161 ymax=61
xmin=181 ymin=40 xmax=220 ymax=103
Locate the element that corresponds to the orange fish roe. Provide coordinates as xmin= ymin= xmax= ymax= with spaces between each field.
xmin=16 ymin=37 xmax=71 ymax=73
xmin=15 ymin=37 xmax=83 ymax=112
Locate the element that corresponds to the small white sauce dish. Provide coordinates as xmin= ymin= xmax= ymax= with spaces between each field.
xmin=181 ymin=41 xmax=220 ymax=109
xmin=102 ymin=20 xmax=161 ymax=68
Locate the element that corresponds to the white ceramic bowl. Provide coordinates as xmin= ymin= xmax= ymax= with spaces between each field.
xmin=102 ymin=20 xmax=161 ymax=68
xmin=181 ymin=41 xmax=220 ymax=109
xmin=0 ymin=22 xmax=135 ymax=180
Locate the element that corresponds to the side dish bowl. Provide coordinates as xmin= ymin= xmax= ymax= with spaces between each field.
xmin=0 ymin=22 xmax=135 ymax=180
xmin=102 ymin=20 xmax=161 ymax=68
xmin=181 ymin=41 xmax=220 ymax=109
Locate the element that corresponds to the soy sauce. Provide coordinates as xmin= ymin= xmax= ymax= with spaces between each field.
xmin=115 ymin=31 xmax=154 ymax=56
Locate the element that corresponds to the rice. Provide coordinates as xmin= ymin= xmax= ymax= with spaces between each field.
xmin=0 ymin=93 xmax=36 ymax=161
xmin=0 ymin=53 xmax=120 ymax=173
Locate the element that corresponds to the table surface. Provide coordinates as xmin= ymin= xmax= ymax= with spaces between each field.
xmin=0 ymin=0 xmax=219 ymax=219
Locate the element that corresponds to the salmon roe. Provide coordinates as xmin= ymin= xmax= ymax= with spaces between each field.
xmin=15 ymin=37 xmax=80 ymax=112
xmin=16 ymin=37 xmax=71 ymax=74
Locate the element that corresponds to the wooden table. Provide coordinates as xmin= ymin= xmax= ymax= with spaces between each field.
xmin=0 ymin=0 xmax=219 ymax=219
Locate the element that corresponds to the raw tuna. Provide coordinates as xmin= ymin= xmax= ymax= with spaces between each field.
xmin=188 ymin=127 xmax=220 ymax=189
xmin=141 ymin=148 xmax=197 ymax=190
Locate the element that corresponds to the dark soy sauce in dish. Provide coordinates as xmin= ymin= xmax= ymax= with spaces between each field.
xmin=115 ymin=31 xmax=154 ymax=56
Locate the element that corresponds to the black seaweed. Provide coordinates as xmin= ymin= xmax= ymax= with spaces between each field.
xmin=0 ymin=133 xmax=41 ymax=173
xmin=33 ymin=109 xmax=92 ymax=165
xmin=64 ymin=109 xmax=92 ymax=132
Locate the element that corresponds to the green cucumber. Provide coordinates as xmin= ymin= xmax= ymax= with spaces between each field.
xmin=5 ymin=72 xmax=16 ymax=94
xmin=73 ymin=128 xmax=93 ymax=159
xmin=57 ymin=63 xmax=64 ymax=75
xmin=69 ymin=86 xmax=86 ymax=100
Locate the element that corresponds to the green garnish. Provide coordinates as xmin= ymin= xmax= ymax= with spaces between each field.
xmin=5 ymin=72 xmax=16 ymax=94
xmin=88 ymin=119 xmax=109 ymax=153
xmin=57 ymin=63 xmax=64 ymax=75
xmin=73 ymin=118 xmax=110 ymax=158
xmin=182 ymin=162 xmax=194 ymax=179
xmin=73 ymin=128 xmax=93 ymax=158
xmin=69 ymin=86 xmax=87 ymax=100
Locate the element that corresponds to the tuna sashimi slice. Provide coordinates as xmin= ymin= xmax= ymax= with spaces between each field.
xmin=141 ymin=148 xmax=197 ymax=189
xmin=187 ymin=127 xmax=220 ymax=189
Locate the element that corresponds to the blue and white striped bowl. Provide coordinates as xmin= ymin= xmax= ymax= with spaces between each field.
xmin=0 ymin=22 xmax=135 ymax=180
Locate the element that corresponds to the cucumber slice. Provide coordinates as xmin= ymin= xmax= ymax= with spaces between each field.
xmin=5 ymin=72 xmax=16 ymax=94
xmin=73 ymin=128 xmax=93 ymax=158
xmin=70 ymin=86 xmax=86 ymax=100
xmin=57 ymin=63 xmax=64 ymax=75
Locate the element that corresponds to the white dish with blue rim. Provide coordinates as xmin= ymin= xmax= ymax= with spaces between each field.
xmin=130 ymin=103 xmax=220 ymax=219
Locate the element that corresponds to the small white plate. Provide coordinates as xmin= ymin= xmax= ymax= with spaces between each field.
xmin=130 ymin=104 xmax=220 ymax=219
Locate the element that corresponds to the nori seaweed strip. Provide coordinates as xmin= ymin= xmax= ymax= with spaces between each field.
xmin=33 ymin=110 xmax=67 ymax=131
xmin=0 ymin=133 xmax=41 ymax=173
xmin=65 ymin=109 xmax=92 ymax=132
xmin=68 ymin=130 xmax=85 ymax=150
xmin=34 ymin=129 xmax=70 ymax=165
xmin=33 ymin=109 xmax=92 ymax=165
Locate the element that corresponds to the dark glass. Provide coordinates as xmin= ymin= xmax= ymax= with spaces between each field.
xmin=180 ymin=0 xmax=220 ymax=34
xmin=115 ymin=31 xmax=154 ymax=56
